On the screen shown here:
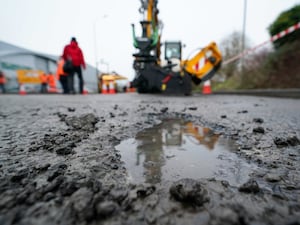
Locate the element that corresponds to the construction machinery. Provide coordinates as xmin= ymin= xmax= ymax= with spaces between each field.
xmin=131 ymin=0 xmax=222 ymax=95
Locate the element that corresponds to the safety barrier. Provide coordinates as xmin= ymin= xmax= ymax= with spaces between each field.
xmin=223 ymin=21 xmax=300 ymax=65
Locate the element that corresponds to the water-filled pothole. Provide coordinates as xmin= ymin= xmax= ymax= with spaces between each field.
xmin=116 ymin=118 xmax=256 ymax=186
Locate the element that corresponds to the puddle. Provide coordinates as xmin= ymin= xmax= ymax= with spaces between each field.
xmin=116 ymin=118 xmax=256 ymax=186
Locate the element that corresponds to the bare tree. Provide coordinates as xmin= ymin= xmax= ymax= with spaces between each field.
xmin=219 ymin=31 xmax=250 ymax=79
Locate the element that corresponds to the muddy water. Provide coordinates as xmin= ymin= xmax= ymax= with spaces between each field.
xmin=116 ymin=118 xmax=257 ymax=186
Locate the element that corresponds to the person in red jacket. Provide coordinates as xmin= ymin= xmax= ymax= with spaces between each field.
xmin=62 ymin=37 xmax=86 ymax=94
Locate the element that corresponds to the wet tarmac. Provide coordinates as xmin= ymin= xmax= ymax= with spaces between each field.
xmin=0 ymin=93 xmax=300 ymax=225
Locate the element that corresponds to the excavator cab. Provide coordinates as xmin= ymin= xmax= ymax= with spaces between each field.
xmin=162 ymin=41 xmax=182 ymax=73
xmin=164 ymin=41 xmax=182 ymax=60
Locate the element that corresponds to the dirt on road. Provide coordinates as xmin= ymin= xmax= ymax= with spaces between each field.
xmin=0 ymin=94 xmax=299 ymax=225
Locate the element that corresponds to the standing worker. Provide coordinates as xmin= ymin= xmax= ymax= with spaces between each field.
xmin=0 ymin=70 xmax=6 ymax=93
xmin=39 ymin=72 xmax=48 ymax=93
xmin=47 ymin=72 xmax=57 ymax=93
xmin=62 ymin=37 xmax=86 ymax=94
xmin=56 ymin=57 xmax=69 ymax=94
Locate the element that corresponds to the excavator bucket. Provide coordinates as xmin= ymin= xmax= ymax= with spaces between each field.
xmin=182 ymin=42 xmax=222 ymax=84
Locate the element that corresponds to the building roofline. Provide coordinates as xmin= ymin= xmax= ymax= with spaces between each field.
xmin=0 ymin=51 xmax=58 ymax=63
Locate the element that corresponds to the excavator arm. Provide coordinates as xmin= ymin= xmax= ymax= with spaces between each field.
xmin=182 ymin=42 xmax=222 ymax=84
xmin=131 ymin=0 xmax=161 ymax=59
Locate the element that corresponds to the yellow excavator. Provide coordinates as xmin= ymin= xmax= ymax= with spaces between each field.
xmin=131 ymin=0 xmax=222 ymax=95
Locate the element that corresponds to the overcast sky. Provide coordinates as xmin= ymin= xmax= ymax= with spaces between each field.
xmin=0 ymin=0 xmax=299 ymax=80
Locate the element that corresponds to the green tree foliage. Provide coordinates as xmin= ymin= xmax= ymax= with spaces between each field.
xmin=268 ymin=4 xmax=300 ymax=49
xmin=261 ymin=39 xmax=300 ymax=88
xmin=213 ymin=5 xmax=300 ymax=91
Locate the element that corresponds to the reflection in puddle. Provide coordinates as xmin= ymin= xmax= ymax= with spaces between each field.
xmin=116 ymin=118 xmax=256 ymax=186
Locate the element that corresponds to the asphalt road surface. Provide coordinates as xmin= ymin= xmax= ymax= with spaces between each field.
xmin=0 ymin=93 xmax=299 ymax=225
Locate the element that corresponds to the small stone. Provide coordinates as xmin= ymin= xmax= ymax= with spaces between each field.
xmin=11 ymin=168 xmax=29 ymax=182
xmin=56 ymin=147 xmax=73 ymax=155
xmin=95 ymin=201 xmax=118 ymax=217
xmin=238 ymin=179 xmax=260 ymax=193
xmin=68 ymin=107 xmax=76 ymax=112
xmin=253 ymin=127 xmax=265 ymax=134
xmin=136 ymin=184 xmax=156 ymax=198
xmin=110 ymin=164 xmax=119 ymax=170
xmin=253 ymin=118 xmax=264 ymax=123
xmin=221 ymin=180 xmax=229 ymax=187
xmin=169 ymin=178 xmax=209 ymax=206
xmin=37 ymin=163 xmax=51 ymax=172
xmin=265 ymin=173 xmax=281 ymax=182
xmin=274 ymin=137 xmax=289 ymax=147
xmin=160 ymin=107 xmax=168 ymax=113
xmin=287 ymin=135 xmax=300 ymax=146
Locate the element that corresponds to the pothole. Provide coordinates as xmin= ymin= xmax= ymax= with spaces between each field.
xmin=116 ymin=118 xmax=257 ymax=186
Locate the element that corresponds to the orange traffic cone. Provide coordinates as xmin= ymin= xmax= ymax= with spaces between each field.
xmin=19 ymin=83 xmax=26 ymax=95
xmin=108 ymin=81 xmax=116 ymax=94
xmin=202 ymin=80 xmax=212 ymax=95
xmin=82 ymin=85 xmax=88 ymax=95
xmin=101 ymin=83 xmax=108 ymax=94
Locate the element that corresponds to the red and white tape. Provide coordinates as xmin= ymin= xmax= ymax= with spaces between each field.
xmin=223 ymin=21 xmax=300 ymax=65
xmin=271 ymin=22 xmax=300 ymax=41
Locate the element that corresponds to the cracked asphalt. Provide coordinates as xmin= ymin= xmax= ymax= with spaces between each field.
xmin=0 ymin=93 xmax=299 ymax=225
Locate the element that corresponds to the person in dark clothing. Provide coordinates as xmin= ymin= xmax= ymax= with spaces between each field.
xmin=62 ymin=37 xmax=86 ymax=94
xmin=39 ymin=72 xmax=48 ymax=93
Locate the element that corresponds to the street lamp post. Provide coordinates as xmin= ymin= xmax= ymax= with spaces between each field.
xmin=94 ymin=15 xmax=108 ymax=93
xmin=242 ymin=0 xmax=247 ymax=53
xmin=241 ymin=0 xmax=247 ymax=74
xmin=93 ymin=22 xmax=99 ymax=78
xmin=93 ymin=15 xmax=108 ymax=77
